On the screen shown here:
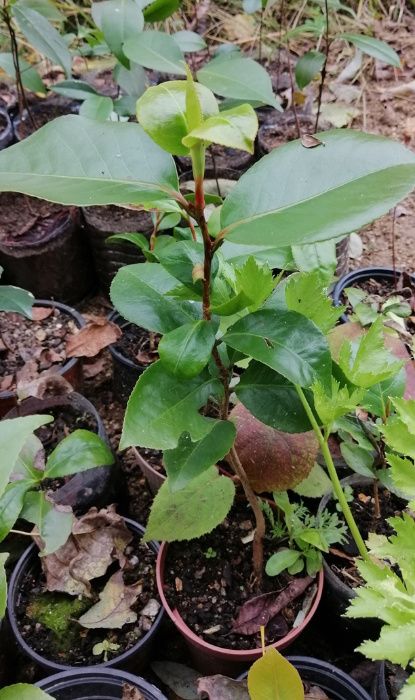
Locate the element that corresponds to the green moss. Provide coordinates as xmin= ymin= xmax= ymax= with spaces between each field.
xmin=27 ymin=593 xmax=91 ymax=640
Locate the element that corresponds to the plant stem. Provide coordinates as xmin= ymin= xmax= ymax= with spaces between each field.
xmin=295 ymin=385 xmax=369 ymax=561
xmin=314 ymin=0 xmax=330 ymax=133
xmin=2 ymin=2 xmax=35 ymax=126
xmin=373 ymin=479 xmax=381 ymax=519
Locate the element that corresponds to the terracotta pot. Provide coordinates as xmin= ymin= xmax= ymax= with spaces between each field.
xmin=156 ymin=542 xmax=324 ymax=675
xmin=0 ymin=299 xmax=85 ymax=418
xmin=132 ymin=446 xmax=165 ymax=495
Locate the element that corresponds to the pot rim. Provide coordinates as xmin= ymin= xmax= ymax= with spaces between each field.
xmin=7 ymin=518 xmax=164 ymax=672
xmin=35 ymin=667 xmax=167 ymax=699
xmin=107 ymin=309 xmax=149 ymax=372
xmin=0 ymin=299 xmax=85 ymax=402
xmin=156 ymin=540 xmax=324 ymax=661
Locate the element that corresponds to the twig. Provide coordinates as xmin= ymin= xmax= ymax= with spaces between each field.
xmin=1 ymin=2 xmax=36 ymax=126
xmin=314 ymin=0 xmax=330 ymax=133
xmin=391 ymin=206 xmax=397 ymax=288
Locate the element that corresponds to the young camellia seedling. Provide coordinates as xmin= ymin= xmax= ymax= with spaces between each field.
xmin=0 ymin=67 xmax=415 ymax=583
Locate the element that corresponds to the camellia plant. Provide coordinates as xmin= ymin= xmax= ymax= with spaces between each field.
xmin=0 ymin=68 xmax=415 ymax=583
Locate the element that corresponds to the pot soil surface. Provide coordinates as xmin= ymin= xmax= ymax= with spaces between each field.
xmin=113 ymin=325 xmax=160 ymax=368
xmin=0 ymin=194 xmax=72 ymax=247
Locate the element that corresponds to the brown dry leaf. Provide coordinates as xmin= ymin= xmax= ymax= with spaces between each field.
xmin=66 ymin=317 xmax=121 ymax=358
xmin=301 ymin=134 xmax=325 ymax=148
xmin=78 ymin=570 xmax=140 ymax=629
xmin=198 ymin=675 xmax=249 ymax=700
xmin=15 ymin=359 xmax=39 ymax=386
xmin=232 ymin=576 xmax=313 ymax=636
xmin=122 ymin=684 xmax=145 ymax=700
xmin=0 ymin=375 xmax=14 ymax=391
xmin=39 ymin=505 xmax=133 ymax=596
xmin=230 ymin=404 xmax=318 ymax=492
xmin=16 ymin=370 xmax=73 ymax=401
xmin=39 ymin=348 xmax=65 ymax=365
xmin=83 ymin=357 xmax=106 ymax=379
xmin=305 ymin=686 xmax=330 ymax=699
xmin=31 ymin=306 xmax=53 ymax=321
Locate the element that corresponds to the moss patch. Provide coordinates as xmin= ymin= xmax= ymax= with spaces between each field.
xmin=27 ymin=592 xmax=91 ymax=648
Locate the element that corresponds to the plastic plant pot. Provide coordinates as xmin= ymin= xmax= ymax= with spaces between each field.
xmin=36 ymin=667 xmax=167 ymax=699
xmin=0 ymin=300 xmax=85 ymax=418
xmin=8 ymin=519 xmax=164 ymax=677
xmin=332 ymin=267 xmax=415 ymax=323
xmin=238 ymin=656 xmax=372 ymax=700
xmin=156 ymin=542 xmax=324 ymax=676
xmin=132 ymin=446 xmax=165 ymax=495
xmin=4 ymin=391 xmax=113 ymax=511
xmin=0 ymin=106 xmax=13 ymax=150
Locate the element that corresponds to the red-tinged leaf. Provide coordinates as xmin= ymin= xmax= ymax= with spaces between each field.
xmin=229 ymin=404 xmax=318 ymax=492
xmin=232 ymin=576 xmax=313 ymax=635
xmin=197 ymin=676 xmax=249 ymax=700
xmin=66 ymin=317 xmax=122 ymax=358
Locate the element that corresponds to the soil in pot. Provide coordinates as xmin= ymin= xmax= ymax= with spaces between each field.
xmin=176 ymin=143 xmax=253 ymax=175
xmin=14 ymin=527 xmax=160 ymax=667
xmin=163 ymin=500 xmax=319 ymax=651
xmin=0 ymin=305 xmax=79 ymax=394
xmin=0 ymin=193 xmax=73 ymax=247
xmin=118 ymin=450 xmax=155 ymax=524
xmin=14 ymin=100 xmax=77 ymax=140
xmin=109 ymin=319 xmax=160 ymax=404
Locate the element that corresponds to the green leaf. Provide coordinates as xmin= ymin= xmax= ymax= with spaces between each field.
xmin=0 ymin=553 xmax=7 ymax=620
xmin=107 ymin=232 xmax=149 ymax=251
xmin=91 ymin=0 xmax=144 ymax=68
xmin=295 ymin=50 xmax=325 ymax=89
xmin=235 ymin=256 xmax=275 ymax=307
xmin=0 ymin=481 xmax=34 ymax=541
xmin=338 ymin=319 xmax=403 ymax=389
xmin=173 ymin=30 xmax=206 ymax=53
xmin=340 ymin=441 xmax=375 ymax=478
xmin=391 ymin=397 xmax=415 ymax=434
xmin=164 ymin=421 xmax=236 ymax=491
xmin=0 ymin=116 xmax=179 ymax=206
xmin=183 ymin=104 xmax=258 ymax=154
xmin=0 ymin=53 xmax=45 ymax=93
xmin=79 ymin=95 xmax=114 ymax=121
xmin=12 ymin=6 xmax=72 ymax=77
xmin=312 ymin=379 xmax=364 ymax=426
xmin=243 ymin=0 xmax=261 ymax=13
xmin=144 ymin=467 xmax=235 ymax=541
xmin=285 ymin=270 xmax=344 ymax=333
xmin=110 ymin=262 xmax=199 ymax=334
xmin=120 ymin=361 xmax=222 ymax=450
xmin=248 ymin=647 xmax=304 ymax=700
xmin=224 ymin=309 xmax=332 ymax=388
xmin=0 ymin=415 xmax=52 ymax=499
xmin=14 ymin=0 xmax=64 ymax=21
xmin=44 ymin=430 xmax=114 ymax=478
xmin=51 ymin=79 xmax=99 ymax=100
xmin=157 ymin=240 xmax=218 ymax=290
xmin=136 ymin=80 xmax=218 ymax=156
xmin=266 ymin=548 xmax=302 ymax=576
xmin=158 ymin=320 xmax=218 ymax=378
xmin=362 ymin=368 xmax=406 ymax=418
xmin=0 ymin=685 xmax=54 ymax=700
xmin=359 ymin=623 xmax=415 ymax=667
xmin=21 ymin=491 xmax=73 ymax=554
xmin=291 ymin=238 xmax=339 ymax=283
xmin=382 ymin=418 xmax=415 ymax=460
xmin=292 ymin=462 xmax=332 ymax=498
xmin=220 ymin=130 xmax=415 ymax=247
xmin=197 ymin=55 xmax=281 ymax=110
xmin=388 ymin=455 xmax=415 ymax=500
xmin=341 ymin=33 xmax=400 ymax=67
xmin=0 ymin=284 xmax=34 ymax=318
xmin=236 ymin=361 xmax=313 ymax=433
xmin=123 ymin=31 xmax=185 ymax=75
xmin=142 ymin=0 xmax=179 ymax=21
xmin=114 ymin=61 xmax=146 ymax=97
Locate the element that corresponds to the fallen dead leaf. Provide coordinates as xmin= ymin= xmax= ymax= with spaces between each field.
xmin=31 ymin=306 xmax=54 ymax=321
xmin=152 ymin=661 xmax=200 ymax=700
xmin=197 ymin=675 xmax=249 ymax=700
xmin=78 ymin=570 xmax=141 ymax=629
xmin=16 ymin=370 xmax=73 ymax=401
xmin=122 ymin=683 xmax=145 ymax=700
xmin=83 ymin=357 xmax=106 ymax=379
xmin=301 ymin=134 xmax=325 ymax=148
xmin=66 ymin=317 xmax=121 ymax=358
xmin=0 ymin=375 xmax=14 ymax=391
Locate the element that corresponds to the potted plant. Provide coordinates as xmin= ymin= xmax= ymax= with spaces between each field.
xmin=0 ymin=66 xmax=415 ymax=671
xmin=35 ymin=668 xmax=167 ymax=699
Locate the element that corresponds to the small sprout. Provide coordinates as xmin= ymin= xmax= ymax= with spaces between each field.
xmin=92 ymin=639 xmax=121 ymax=662
xmin=204 ymin=547 xmax=217 ymax=559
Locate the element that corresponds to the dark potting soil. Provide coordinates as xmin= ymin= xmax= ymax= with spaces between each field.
xmin=178 ymin=143 xmax=252 ymax=173
xmin=113 ymin=324 xmax=160 ymax=367
xmin=83 ymin=204 xmax=153 ymax=234
xmin=35 ymin=405 xmax=97 ymax=456
xmin=137 ymin=447 xmax=164 ymax=472
xmin=0 ymin=193 xmax=71 ymax=246
xmin=327 ymin=484 xmax=407 ymax=589
xmin=0 ymin=112 xmax=8 ymax=132
xmin=163 ymin=501 xmax=318 ymax=650
xmin=16 ymin=531 xmax=160 ymax=666
xmin=15 ymin=102 xmax=76 ymax=140
xmin=119 ymin=451 xmax=154 ymax=523
xmin=0 ymin=307 xmax=78 ymax=392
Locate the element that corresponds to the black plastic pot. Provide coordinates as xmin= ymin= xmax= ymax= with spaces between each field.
xmin=8 ymin=518 xmax=164 ymax=676
xmin=372 ymin=662 xmax=388 ymax=700
xmin=0 ymin=198 xmax=94 ymax=304
xmin=0 ymin=106 xmax=13 ymax=149
xmin=82 ymin=205 xmax=153 ymax=295
xmin=176 ymin=144 xmax=254 ymax=176
xmin=239 ymin=656 xmax=371 ymax=699
xmin=36 ymin=668 xmax=167 ymax=699
xmin=0 ymin=300 xmax=85 ymax=418
xmin=4 ymin=391 xmax=113 ymax=511
xmin=332 ymin=267 xmax=415 ymax=323
xmin=108 ymin=311 xmax=151 ymax=404
xmin=14 ymin=99 xmax=78 ymax=141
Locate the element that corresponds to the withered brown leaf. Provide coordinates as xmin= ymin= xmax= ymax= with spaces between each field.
xmin=78 ymin=570 xmax=141 ymax=629
xmin=66 ymin=316 xmax=121 ymax=358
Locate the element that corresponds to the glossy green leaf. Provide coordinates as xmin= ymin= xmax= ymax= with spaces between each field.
xmin=157 ymin=240 xmax=218 ymax=289
xmin=183 ymin=104 xmax=258 ymax=154
xmin=12 ymin=6 xmax=72 ymax=77
xmin=285 ymin=271 xmax=344 ymax=333
xmin=144 ymin=466 xmax=235 ymax=541
xmin=0 ymin=284 xmax=34 ymax=318
xmin=143 ymin=0 xmax=179 ymax=21
xmin=0 ymin=53 xmax=45 ymax=93
xmin=173 ymin=30 xmax=206 ymax=53
xmin=224 ymin=309 xmax=331 ymax=388
xmin=0 ymin=481 xmax=34 ymax=541
xmin=291 ymin=238 xmax=339 ymax=282
xmin=13 ymin=434 xmax=44 ymax=480
xmin=295 ymin=50 xmax=325 ymax=89
xmin=21 ymin=491 xmax=73 ymax=554
xmin=136 ymin=81 xmax=218 ymax=156
xmin=51 ymin=79 xmax=99 ymax=100
xmin=0 ymin=686 xmax=54 ymax=700
xmin=248 ymin=647 xmax=304 ymax=700
xmin=221 ymin=240 xmax=295 ymax=269
xmin=0 ymin=415 xmax=52 ymax=499
xmin=341 ymin=33 xmax=400 ymax=67
xmin=110 ymin=262 xmax=199 ymax=334
xmin=220 ymin=130 xmax=415 ymax=247
xmin=0 ymin=553 xmax=7 ymax=620
xmin=123 ymin=31 xmax=185 ymax=75
xmin=158 ymin=320 xmax=218 ymax=378
xmin=0 ymin=116 xmax=179 ymax=206
xmin=164 ymin=421 xmax=236 ymax=491
xmin=45 ymin=430 xmax=114 ymax=478
xmin=266 ymin=548 xmax=302 ymax=576
xmin=197 ymin=55 xmax=281 ymax=110
xmin=92 ymin=0 xmax=144 ymax=67
xmin=114 ymin=61 xmax=146 ymax=97
xmin=79 ymin=95 xmax=114 ymax=121
xmin=107 ymin=232 xmax=149 ymax=251
xmin=236 ymin=361 xmax=313 ymax=433
xmin=120 ymin=361 xmax=222 ymax=450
